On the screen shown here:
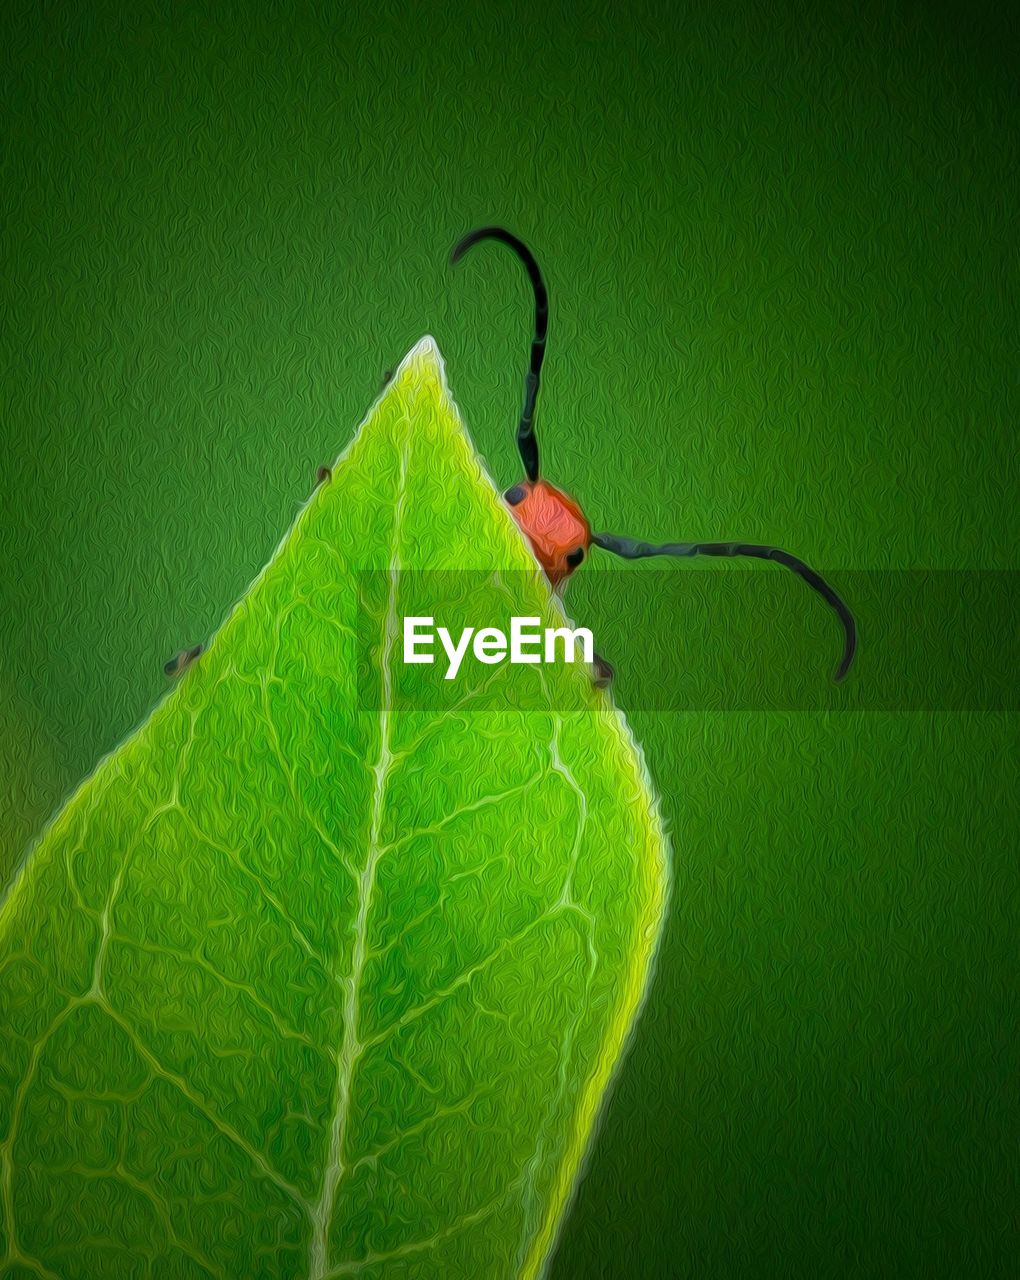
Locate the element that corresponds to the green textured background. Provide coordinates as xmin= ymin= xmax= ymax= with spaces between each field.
xmin=1 ymin=1 xmax=1016 ymax=1277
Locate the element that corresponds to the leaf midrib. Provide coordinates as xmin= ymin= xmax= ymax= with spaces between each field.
xmin=308 ymin=436 xmax=410 ymax=1280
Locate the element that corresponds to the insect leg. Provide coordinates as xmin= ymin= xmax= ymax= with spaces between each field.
xmin=164 ymin=644 xmax=203 ymax=678
xmin=592 ymin=651 xmax=615 ymax=687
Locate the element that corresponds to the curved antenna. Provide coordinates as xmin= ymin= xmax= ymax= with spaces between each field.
xmin=591 ymin=533 xmax=857 ymax=682
xmin=450 ymin=227 xmax=548 ymax=482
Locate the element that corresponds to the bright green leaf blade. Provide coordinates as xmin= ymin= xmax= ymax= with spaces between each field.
xmin=0 ymin=337 xmax=670 ymax=1280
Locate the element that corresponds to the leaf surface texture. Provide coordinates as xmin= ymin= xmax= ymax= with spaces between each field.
xmin=0 ymin=338 xmax=669 ymax=1280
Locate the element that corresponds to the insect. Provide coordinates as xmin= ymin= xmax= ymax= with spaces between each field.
xmin=450 ymin=225 xmax=857 ymax=685
xmin=164 ymin=644 xmax=203 ymax=678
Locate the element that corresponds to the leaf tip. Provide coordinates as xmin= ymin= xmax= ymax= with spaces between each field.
xmin=389 ymin=334 xmax=448 ymax=397
xmin=373 ymin=337 xmax=463 ymax=471
xmin=409 ymin=333 xmax=442 ymax=362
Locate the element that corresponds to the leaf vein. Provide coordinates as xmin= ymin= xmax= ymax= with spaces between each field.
xmin=98 ymin=1003 xmax=306 ymax=1207
xmin=112 ymin=934 xmax=319 ymax=1050
xmin=308 ymin=437 xmax=410 ymax=1280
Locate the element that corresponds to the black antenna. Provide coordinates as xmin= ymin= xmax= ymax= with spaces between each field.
xmin=451 ymin=227 xmax=548 ymax=482
xmin=591 ymin=533 xmax=857 ymax=682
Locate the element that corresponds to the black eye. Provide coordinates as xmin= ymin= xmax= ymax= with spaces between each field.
xmin=565 ymin=546 xmax=585 ymax=569
xmin=504 ymin=485 xmax=526 ymax=506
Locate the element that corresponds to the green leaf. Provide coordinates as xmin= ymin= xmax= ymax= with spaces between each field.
xmin=0 ymin=337 xmax=670 ymax=1280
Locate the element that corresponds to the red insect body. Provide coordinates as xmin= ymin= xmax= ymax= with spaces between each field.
xmin=505 ymin=480 xmax=591 ymax=588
